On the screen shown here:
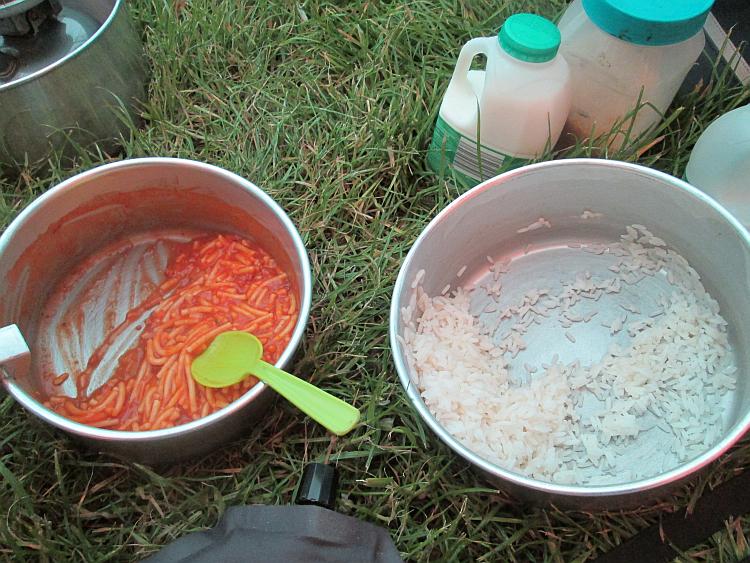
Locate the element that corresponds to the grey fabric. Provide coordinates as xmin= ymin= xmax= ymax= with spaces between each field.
xmin=143 ymin=505 xmax=404 ymax=563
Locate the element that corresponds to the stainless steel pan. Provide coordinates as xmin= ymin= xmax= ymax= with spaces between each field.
xmin=0 ymin=0 xmax=146 ymax=167
xmin=390 ymin=158 xmax=750 ymax=508
xmin=0 ymin=158 xmax=312 ymax=464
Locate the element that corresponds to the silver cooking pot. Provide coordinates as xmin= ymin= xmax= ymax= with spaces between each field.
xmin=0 ymin=158 xmax=312 ymax=464
xmin=0 ymin=0 xmax=146 ymax=167
xmin=390 ymin=158 xmax=750 ymax=509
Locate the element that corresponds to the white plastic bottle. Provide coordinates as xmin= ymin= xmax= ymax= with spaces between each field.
xmin=686 ymin=104 xmax=750 ymax=226
xmin=557 ymin=0 xmax=710 ymax=147
xmin=427 ymin=13 xmax=571 ymax=186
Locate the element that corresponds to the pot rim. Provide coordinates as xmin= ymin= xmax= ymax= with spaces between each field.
xmin=1 ymin=156 xmax=313 ymax=443
xmin=389 ymin=157 xmax=750 ymax=499
xmin=0 ymin=0 xmax=128 ymax=92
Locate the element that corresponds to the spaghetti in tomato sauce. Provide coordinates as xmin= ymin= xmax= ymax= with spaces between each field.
xmin=44 ymin=233 xmax=298 ymax=431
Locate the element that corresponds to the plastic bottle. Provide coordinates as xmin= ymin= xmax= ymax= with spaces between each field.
xmin=686 ymin=104 xmax=750 ymax=226
xmin=557 ymin=0 xmax=712 ymax=147
xmin=427 ymin=13 xmax=571 ymax=186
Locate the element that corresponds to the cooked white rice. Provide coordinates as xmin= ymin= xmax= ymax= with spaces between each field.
xmin=401 ymin=224 xmax=737 ymax=485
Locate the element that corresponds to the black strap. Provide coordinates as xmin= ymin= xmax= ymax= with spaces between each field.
xmin=594 ymin=470 xmax=750 ymax=563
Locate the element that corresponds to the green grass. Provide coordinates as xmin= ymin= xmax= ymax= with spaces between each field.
xmin=2 ymin=0 xmax=750 ymax=560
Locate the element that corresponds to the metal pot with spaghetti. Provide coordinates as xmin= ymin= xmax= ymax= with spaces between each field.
xmin=0 ymin=158 xmax=313 ymax=464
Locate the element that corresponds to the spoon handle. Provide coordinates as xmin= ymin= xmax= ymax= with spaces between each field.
xmin=254 ymin=361 xmax=360 ymax=436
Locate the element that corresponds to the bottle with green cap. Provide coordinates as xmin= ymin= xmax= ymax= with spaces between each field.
xmin=557 ymin=0 xmax=713 ymax=148
xmin=427 ymin=13 xmax=571 ymax=187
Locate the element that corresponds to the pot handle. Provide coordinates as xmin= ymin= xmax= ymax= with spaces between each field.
xmin=0 ymin=324 xmax=31 ymax=394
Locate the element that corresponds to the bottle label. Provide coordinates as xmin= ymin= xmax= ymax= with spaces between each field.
xmin=427 ymin=115 xmax=528 ymax=187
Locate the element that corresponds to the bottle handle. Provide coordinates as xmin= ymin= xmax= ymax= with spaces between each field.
xmin=450 ymin=37 xmax=493 ymax=100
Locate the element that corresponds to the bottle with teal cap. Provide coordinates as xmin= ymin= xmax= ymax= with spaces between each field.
xmin=557 ymin=0 xmax=713 ymax=147
xmin=427 ymin=13 xmax=571 ymax=187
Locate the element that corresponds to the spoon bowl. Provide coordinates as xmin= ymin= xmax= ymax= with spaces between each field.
xmin=192 ymin=331 xmax=264 ymax=388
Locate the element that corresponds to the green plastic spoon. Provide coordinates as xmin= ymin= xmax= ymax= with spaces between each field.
xmin=191 ymin=331 xmax=359 ymax=436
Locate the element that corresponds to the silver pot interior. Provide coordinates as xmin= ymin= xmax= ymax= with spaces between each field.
xmin=1 ymin=0 xmax=117 ymax=83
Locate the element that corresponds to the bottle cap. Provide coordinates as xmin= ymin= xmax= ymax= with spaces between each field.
xmin=582 ymin=0 xmax=713 ymax=46
xmin=295 ymin=463 xmax=338 ymax=510
xmin=498 ymin=13 xmax=561 ymax=63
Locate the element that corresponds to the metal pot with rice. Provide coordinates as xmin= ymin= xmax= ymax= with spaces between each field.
xmin=390 ymin=158 xmax=750 ymax=509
